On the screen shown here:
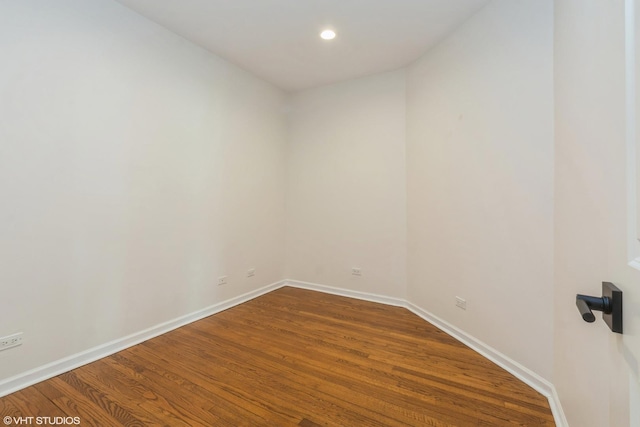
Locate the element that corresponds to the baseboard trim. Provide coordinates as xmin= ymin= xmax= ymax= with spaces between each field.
xmin=283 ymin=280 xmax=568 ymax=427
xmin=0 ymin=280 xmax=286 ymax=398
xmin=283 ymin=279 xmax=405 ymax=307
xmin=548 ymin=385 xmax=569 ymax=427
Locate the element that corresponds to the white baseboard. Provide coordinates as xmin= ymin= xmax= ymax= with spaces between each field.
xmin=284 ymin=280 xmax=568 ymax=427
xmin=283 ymin=279 xmax=406 ymax=307
xmin=548 ymin=385 xmax=570 ymax=427
xmin=0 ymin=280 xmax=286 ymax=398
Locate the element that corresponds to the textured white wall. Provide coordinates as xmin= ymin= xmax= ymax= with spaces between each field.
xmin=405 ymin=0 xmax=554 ymax=380
xmin=285 ymin=71 xmax=407 ymax=298
xmin=0 ymin=0 xmax=287 ymax=380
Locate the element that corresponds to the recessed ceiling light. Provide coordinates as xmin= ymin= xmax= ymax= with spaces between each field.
xmin=320 ymin=30 xmax=336 ymax=40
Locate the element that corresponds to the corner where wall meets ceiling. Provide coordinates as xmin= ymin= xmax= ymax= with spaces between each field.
xmin=113 ymin=0 xmax=490 ymax=92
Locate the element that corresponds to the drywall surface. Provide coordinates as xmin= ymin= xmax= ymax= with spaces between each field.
xmin=406 ymin=0 xmax=554 ymax=380
xmin=285 ymin=70 xmax=407 ymax=298
xmin=0 ymin=0 xmax=287 ymax=380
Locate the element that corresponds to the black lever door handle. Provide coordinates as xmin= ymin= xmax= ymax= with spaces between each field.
xmin=575 ymin=282 xmax=623 ymax=334
xmin=575 ymin=297 xmax=596 ymax=322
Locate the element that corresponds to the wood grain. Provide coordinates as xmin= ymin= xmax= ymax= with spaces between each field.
xmin=0 ymin=287 xmax=555 ymax=426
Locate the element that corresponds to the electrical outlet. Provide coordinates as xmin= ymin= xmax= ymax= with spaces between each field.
xmin=217 ymin=276 xmax=228 ymax=286
xmin=455 ymin=296 xmax=467 ymax=310
xmin=352 ymin=267 xmax=362 ymax=276
xmin=247 ymin=268 xmax=255 ymax=278
xmin=0 ymin=333 xmax=23 ymax=352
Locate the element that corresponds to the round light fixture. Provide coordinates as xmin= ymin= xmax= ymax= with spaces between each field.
xmin=320 ymin=30 xmax=336 ymax=40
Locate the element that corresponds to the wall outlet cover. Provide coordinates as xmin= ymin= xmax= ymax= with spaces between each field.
xmin=0 ymin=333 xmax=23 ymax=351
xmin=455 ymin=297 xmax=467 ymax=310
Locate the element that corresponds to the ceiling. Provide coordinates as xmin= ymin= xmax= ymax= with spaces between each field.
xmin=114 ymin=0 xmax=490 ymax=92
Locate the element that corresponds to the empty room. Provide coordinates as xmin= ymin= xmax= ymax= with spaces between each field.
xmin=1 ymin=0 xmax=639 ymax=426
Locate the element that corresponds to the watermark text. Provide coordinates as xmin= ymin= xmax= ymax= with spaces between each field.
xmin=3 ymin=416 xmax=81 ymax=425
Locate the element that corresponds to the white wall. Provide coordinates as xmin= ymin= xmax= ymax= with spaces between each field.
xmin=0 ymin=0 xmax=287 ymax=381
xmin=406 ymin=0 xmax=554 ymax=380
xmin=285 ymin=71 xmax=407 ymax=298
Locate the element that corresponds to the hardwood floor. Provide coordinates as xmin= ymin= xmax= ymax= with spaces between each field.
xmin=0 ymin=287 xmax=555 ymax=426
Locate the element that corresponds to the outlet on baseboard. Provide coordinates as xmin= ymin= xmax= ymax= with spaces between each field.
xmin=0 ymin=332 xmax=23 ymax=351
xmin=455 ymin=296 xmax=467 ymax=310
xmin=247 ymin=268 xmax=255 ymax=278
xmin=217 ymin=276 xmax=228 ymax=286
xmin=352 ymin=267 xmax=362 ymax=276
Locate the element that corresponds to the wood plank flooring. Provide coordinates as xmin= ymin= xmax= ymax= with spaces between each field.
xmin=0 ymin=287 xmax=555 ymax=426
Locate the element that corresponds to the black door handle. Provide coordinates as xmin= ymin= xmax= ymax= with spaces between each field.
xmin=576 ymin=294 xmax=610 ymax=322
xmin=576 ymin=298 xmax=595 ymax=322
xmin=575 ymin=282 xmax=623 ymax=334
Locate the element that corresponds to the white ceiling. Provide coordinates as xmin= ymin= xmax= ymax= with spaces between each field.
xmin=114 ymin=0 xmax=490 ymax=92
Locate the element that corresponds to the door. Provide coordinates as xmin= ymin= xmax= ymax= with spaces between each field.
xmin=554 ymin=0 xmax=640 ymax=426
